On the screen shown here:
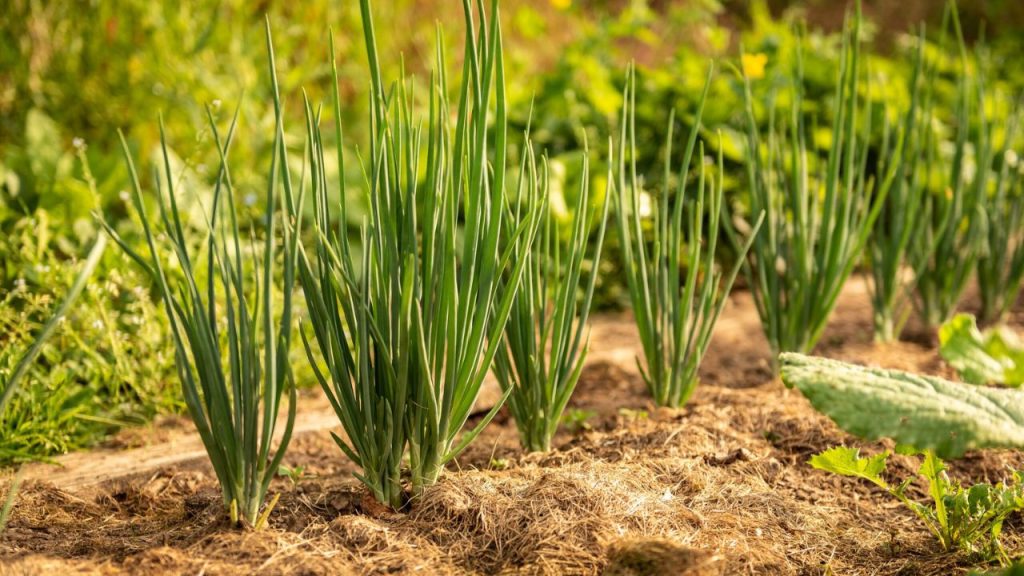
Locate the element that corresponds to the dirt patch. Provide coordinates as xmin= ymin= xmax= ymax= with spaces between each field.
xmin=2 ymin=277 xmax=1023 ymax=575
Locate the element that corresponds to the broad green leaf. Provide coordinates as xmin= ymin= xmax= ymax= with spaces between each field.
xmin=939 ymin=314 xmax=1024 ymax=387
xmin=809 ymin=446 xmax=889 ymax=487
xmin=780 ymin=353 xmax=1024 ymax=459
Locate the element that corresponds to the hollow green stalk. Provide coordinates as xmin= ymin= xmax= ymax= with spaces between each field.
xmin=867 ymin=27 xmax=939 ymax=342
xmin=293 ymin=0 xmax=541 ymax=507
xmin=492 ymin=135 xmax=610 ymax=452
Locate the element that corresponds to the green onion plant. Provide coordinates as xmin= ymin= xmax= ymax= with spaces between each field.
xmin=729 ymin=6 xmax=885 ymax=370
xmin=976 ymin=100 xmax=1024 ymax=323
xmin=912 ymin=5 xmax=989 ymax=327
xmin=293 ymin=0 xmax=540 ymax=508
xmin=616 ymin=65 xmax=761 ymax=407
xmin=867 ymin=29 xmax=939 ymax=342
xmin=492 ymin=135 xmax=610 ymax=452
xmin=102 ymin=23 xmax=299 ymax=528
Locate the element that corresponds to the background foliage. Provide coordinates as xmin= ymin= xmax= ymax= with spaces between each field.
xmin=2 ymin=0 xmax=1024 ymax=462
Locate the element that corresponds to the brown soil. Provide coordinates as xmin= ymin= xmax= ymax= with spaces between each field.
xmin=2 ymin=277 xmax=1024 ymax=575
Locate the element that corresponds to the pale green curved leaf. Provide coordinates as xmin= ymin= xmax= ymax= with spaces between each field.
xmin=939 ymin=314 xmax=1024 ymax=387
xmin=780 ymin=353 xmax=1024 ymax=459
xmin=809 ymin=446 xmax=890 ymax=488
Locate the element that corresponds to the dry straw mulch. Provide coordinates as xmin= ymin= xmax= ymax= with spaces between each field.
xmin=3 ymin=283 xmax=1024 ymax=575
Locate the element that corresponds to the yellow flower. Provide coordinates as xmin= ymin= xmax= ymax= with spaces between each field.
xmin=550 ymin=0 xmax=571 ymax=10
xmin=741 ymin=53 xmax=768 ymax=80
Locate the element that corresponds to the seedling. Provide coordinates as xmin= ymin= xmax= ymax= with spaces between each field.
xmin=492 ymin=133 xmax=610 ymax=452
xmin=277 ymin=465 xmax=309 ymax=487
xmin=561 ymin=408 xmax=597 ymax=433
xmin=812 ymin=446 xmax=1024 ymax=565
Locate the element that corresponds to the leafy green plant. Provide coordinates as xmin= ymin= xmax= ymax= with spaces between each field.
xmin=913 ymin=5 xmax=989 ymax=327
xmin=812 ymin=446 xmax=1024 ymax=564
xmin=780 ymin=353 xmax=1024 ymax=459
xmin=728 ymin=5 xmax=885 ymax=369
xmin=492 ymin=134 xmax=610 ymax=452
xmin=616 ymin=65 xmax=761 ymax=407
xmin=939 ymin=314 xmax=1024 ymax=387
xmin=293 ymin=0 xmax=540 ymax=508
xmin=102 ymin=24 xmax=298 ymax=528
xmin=785 ymin=352 xmax=1024 ymax=564
xmin=277 ymin=464 xmax=309 ymax=487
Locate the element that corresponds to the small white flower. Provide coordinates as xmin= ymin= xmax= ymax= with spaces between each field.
xmin=92 ymin=320 xmax=104 ymax=329
xmin=72 ymin=137 xmax=86 ymax=151
xmin=119 ymin=190 xmax=131 ymax=202
xmin=638 ymin=191 xmax=652 ymax=218
xmin=14 ymin=278 xmax=26 ymax=290
xmin=211 ymin=99 xmax=222 ymax=110
xmin=244 ymin=193 xmax=257 ymax=207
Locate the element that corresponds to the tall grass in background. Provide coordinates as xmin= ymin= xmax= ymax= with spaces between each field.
xmin=616 ymin=66 xmax=761 ymax=407
xmin=976 ymin=101 xmax=1024 ymax=323
xmin=912 ymin=5 xmax=988 ymax=328
xmin=103 ymin=23 xmax=299 ymax=527
xmin=730 ymin=5 xmax=885 ymax=370
xmin=0 ymin=232 xmax=106 ymax=533
xmin=492 ymin=135 xmax=610 ymax=452
xmin=293 ymin=0 xmax=540 ymax=508
xmin=867 ymin=30 xmax=937 ymax=342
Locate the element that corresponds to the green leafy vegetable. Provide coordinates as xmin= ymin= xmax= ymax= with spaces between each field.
xmin=810 ymin=446 xmax=889 ymax=486
xmin=812 ymin=446 xmax=1024 ymax=564
xmin=779 ymin=353 xmax=1024 ymax=459
xmin=940 ymin=314 xmax=1024 ymax=387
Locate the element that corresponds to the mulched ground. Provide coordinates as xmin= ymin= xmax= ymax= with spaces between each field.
xmin=2 ymin=277 xmax=1023 ymax=575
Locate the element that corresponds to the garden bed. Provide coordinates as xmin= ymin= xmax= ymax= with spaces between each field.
xmin=2 ymin=278 xmax=1023 ymax=575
